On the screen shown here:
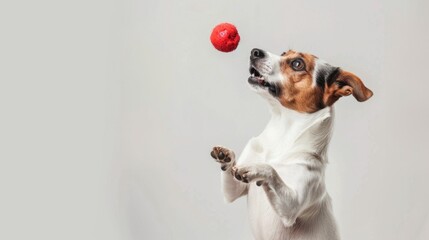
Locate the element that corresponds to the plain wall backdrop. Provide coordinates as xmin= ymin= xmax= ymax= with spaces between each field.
xmin=1 ymin=0 xmax=429 ymax=239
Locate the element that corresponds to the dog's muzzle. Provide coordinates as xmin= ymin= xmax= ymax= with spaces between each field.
xmin=248 ymin=48 xmax=280 ymax=97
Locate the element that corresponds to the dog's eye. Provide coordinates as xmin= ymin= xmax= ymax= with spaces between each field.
xmin=291 ymin=59 xmax=305 ymax=71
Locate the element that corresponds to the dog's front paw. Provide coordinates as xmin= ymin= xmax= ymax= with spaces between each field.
xmin=232 ymin=163 xmax=274 ymax=185
xmin=210 ymin=146 xmax=236 ymax=171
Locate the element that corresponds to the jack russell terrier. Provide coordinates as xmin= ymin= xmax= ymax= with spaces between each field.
xmin=210 ymin=48 xmax=373 ymax=240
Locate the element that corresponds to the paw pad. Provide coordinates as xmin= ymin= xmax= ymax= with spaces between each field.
xmin=210 ymin=146 xmax=234 ymax=164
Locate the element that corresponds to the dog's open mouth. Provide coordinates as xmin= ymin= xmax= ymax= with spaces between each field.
xmin=248 ymin=67 xmax=270 ymax=87
xmin=248 ymin=67 xmax=280 ymax=96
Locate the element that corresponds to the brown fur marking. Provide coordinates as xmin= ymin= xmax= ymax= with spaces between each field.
xmin=278 ymin=50 xmax=373 ymax=113
xmin=278 ymin=51 xmax=323 ymax=113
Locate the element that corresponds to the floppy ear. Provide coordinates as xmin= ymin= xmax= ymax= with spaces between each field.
xmin=333 ymin=70 xmax=373 ymax=102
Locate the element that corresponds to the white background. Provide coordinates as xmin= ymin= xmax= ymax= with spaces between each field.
xmin=1 ymin=0 xmax=428 ymax=239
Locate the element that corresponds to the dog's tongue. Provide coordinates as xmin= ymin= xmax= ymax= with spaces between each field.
xmin=258 ymin=79 xmax=265 ymax=85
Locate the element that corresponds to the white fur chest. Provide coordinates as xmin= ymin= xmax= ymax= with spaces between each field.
xmin=238 ymin=106 xmax=333 ymax=165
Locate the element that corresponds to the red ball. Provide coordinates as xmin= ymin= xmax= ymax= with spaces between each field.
xmin=210 ymin=23 xmax=240 ymax=52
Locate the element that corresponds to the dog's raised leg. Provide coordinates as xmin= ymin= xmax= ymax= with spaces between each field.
xmin=210 ymin=146 xmax=248 ymax=202
xmin=234 ymin=163 xmax=307 ymax=227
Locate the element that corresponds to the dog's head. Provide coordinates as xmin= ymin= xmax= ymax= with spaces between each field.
xmin=248 ymin=48 xmax=373 ymax=113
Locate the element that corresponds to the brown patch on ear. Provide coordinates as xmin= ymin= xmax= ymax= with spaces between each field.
xmin=323 ymin=70 xmax=373 ymax=106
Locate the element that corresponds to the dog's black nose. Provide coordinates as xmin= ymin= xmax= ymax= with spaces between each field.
xmin=251 ymin=48 xmax=265 ymax=59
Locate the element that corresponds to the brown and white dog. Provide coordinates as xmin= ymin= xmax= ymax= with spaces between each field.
xmin=210 ymin=48 xmax=373 ymax=240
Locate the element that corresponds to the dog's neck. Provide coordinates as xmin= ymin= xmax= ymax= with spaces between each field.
xmin=259 ymin=101 xmax=334 ymax=162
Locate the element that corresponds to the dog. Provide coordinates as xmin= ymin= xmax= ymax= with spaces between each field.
xmin=210 ymin=48 xmax=373 ymax=240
